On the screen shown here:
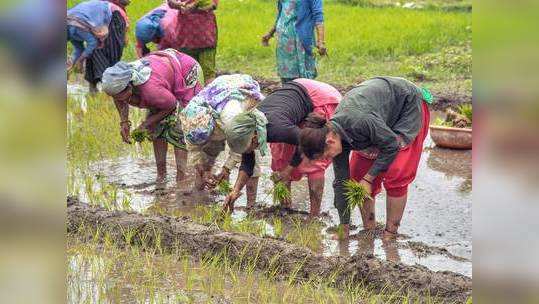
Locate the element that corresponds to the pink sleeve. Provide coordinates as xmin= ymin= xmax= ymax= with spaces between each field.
xmin=141 ymin=82 xmax=178 ymax=110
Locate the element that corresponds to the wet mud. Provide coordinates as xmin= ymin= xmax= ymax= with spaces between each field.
xmin=67 ymin=198 xmax=472 ymax=302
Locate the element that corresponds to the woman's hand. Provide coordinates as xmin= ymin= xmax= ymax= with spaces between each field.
xmin=274 ymin=165 xmax=293 ymax=183
xmin=317 ymin=40 xmax=327 ymax=56
xmin=222 ymin=190 xmax=241 ymax=213
xmin=261 ymin=28 xmax=275 ymax=47
xmin=120 ymin=121 xmax=132 ymax=144
xmin=214 ymin=167 xmax=230 ymax=184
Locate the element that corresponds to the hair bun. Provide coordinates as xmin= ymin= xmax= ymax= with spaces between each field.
xmin=303 ymin=112 xmax=327 ymax=129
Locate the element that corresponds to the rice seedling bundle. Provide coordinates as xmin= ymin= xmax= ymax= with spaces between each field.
xmin=273 ymin=181 xmax=291 ymax=204
xmin=343 ymin=179 xmax=371 ymax=210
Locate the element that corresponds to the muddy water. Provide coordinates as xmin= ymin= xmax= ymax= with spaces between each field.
xmin=81 ymin=131 xmax=471 ymax=277
xmin=68 ymin=83 xmax=471 ymax=277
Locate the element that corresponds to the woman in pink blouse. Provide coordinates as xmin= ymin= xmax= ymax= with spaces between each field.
xmin=101 ymin=48 xmax=203 ymax=188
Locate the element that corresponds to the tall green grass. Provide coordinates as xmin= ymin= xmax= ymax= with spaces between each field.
xmin=67 ymin=0 xmax=471 ymax=86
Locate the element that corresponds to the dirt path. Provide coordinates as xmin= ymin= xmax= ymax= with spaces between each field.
xmin=67 ymin=198 xmax=471 ymax=303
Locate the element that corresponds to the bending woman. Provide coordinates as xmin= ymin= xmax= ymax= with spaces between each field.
xmin=135 ymin=3 xmax=179 ymax=58
xmin=179 ymin=74 xmax=264 ymax=197
xmin=101 ymin=49 xmax=203 ymax=188
xmin=298 ymin=77 xmax=432 ymax=239
xmin=223 ymin=79 xmax=341 ymax=214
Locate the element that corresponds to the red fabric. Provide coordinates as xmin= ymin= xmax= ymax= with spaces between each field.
xmin=173 ymin=0 xmax=218 ymax=49
xmin=271 ymin=79 xmax=342 ymax=181
xmin=350 ymin=101 xmax=430 ymax=197
xmin=138 ymin=50 xmax=202 ymax=110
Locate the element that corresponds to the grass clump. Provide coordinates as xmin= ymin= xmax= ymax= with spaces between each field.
xmin=216 ymin=180 xmax=232 ymax=195
xmin=457 ymin=103 xmax=472 ymax=122
xmin=273 ymin=181 xmax=291 ymax=204
xmin=433 ymin=117 xmax=453 ymax=127
xmin=344 ymin=179 xmax=372 ymax=210
xmin=130 ymin=129 xmax=151 ymax=143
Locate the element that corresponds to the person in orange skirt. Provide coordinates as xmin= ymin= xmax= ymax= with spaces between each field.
xmin=223 ymin=79 xmax=342 ymax=215
xmin=298 ymin=77 xmax=433 ymax=240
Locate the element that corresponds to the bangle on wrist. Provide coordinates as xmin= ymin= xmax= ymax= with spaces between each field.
xmin=362 ymin=177 xmax=372 ymax=184
xmin=120 ymin=120 xmax=131 ymax=126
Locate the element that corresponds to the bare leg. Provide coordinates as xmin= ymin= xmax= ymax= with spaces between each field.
xmin=153 ymin=138 xmax=168 ymax=189
xmin=383 ymin=193 xmax=408 ymax=241
xmin=359 ymin=197 xmax=376 ymax=231
xmin=307 ymin=177 xmax=324 ymax=218
xmin=89 ymin=82 xmax=98 ymax=95
xmin=246 ymin=177 xmax=259 ymax=208
xmin=173 ymin=148 xmax=187 ymax=183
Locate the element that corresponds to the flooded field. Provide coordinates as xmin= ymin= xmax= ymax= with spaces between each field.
xmin=67 ymin=81 xmax=472 ymax=304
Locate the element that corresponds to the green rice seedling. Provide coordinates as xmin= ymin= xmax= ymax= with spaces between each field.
xmin=272 ymin=217 xmax=283 ymax=238
xmin=457 ymin=103 xmax=473 ymax=123
xmin=130 ymin=129 xmax=151 ymax=143
xmin=196 ymin=0 xmax=212 ymax=9
xmin=216 ymin=180 xmax=232 ymax=195
xmin=343 ymin=179 xmax=372 ymax=210
xmin=433 ymin=117 xmax=453 ymax=127
xmin=273 ymin=181 xmax=291 ymax=204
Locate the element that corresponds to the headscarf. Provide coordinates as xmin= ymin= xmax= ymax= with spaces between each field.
xmin=135 ymin=9 xmax=166 ymax=44
xmin=180 ymin=74 xmax=264 ymax=146
xmin=421 ymin=87 xmax=434 ymax=104
xmin=101 ymin=60 xmax=152 ymax=95
xmin=224 ymin=109 xmax=268 ymax=156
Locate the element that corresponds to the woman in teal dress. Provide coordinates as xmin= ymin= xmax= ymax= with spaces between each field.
xmin=262 ymin=0 xmax=327 ymax=83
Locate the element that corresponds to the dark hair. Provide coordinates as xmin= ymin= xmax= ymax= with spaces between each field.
xmin=299 ymin=113 xmax=330 ymax=160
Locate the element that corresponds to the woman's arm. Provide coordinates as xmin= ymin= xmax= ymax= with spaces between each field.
xmin=310 ymin=0 xmax=326 ymax=55
xmin=141 ymin=108 xmax=175 ymax=130
xmin=362 ymin=115 xmax=400 ymax=177
xmin=223 ymin=152 xmax=255 ymax=211
xmin=114 ymin=99 xmax=132 ymax=143
xmin=332 ymin=148 xmax=351 ymax=225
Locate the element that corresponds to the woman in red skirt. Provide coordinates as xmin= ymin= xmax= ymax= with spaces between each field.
xmin=298 ymin=77 xmax=432 ymax=239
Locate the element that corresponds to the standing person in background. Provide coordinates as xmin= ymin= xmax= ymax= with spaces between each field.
xmin=135 ymin=3 xmax=179 ymax=58
xmin=261 ymin=0 xmax=327 ymax=84
xmin=101 ymin=49 xmax=203 ymax=189
xmin=83 ymin=0 xmax=130 ymax=94
xmin=167 ymin=0 xmax=218 ymax=84
xmin=298 ymin=77 xmax=433 ymax=240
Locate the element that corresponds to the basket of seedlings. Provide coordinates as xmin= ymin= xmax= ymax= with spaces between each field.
xmin=430 ymin=104 xmax=472 ymax=149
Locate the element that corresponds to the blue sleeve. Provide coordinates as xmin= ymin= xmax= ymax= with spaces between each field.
xmin=80 ymin=32 xmax=99 ymax=59
xmin=69 ymin=39 xmax=84 ymax=63
xmin=310 ymin=0 xmax=324 ymax=24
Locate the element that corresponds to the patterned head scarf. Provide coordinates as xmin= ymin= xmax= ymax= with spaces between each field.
xmin=421 ymin=87 xmax=434 ymax=104
xmin=224 ymin=109 xmax=268 ymax=156
xmin=102 ymin=60 xmax=152 ymax=96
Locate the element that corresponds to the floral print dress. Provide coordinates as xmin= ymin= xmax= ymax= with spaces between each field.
xmin=276 ymin=0 xmax=317 ymax=80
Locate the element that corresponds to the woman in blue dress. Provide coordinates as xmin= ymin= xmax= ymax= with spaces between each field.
xmin=261 ymin=0 xmax=327 ymax=83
